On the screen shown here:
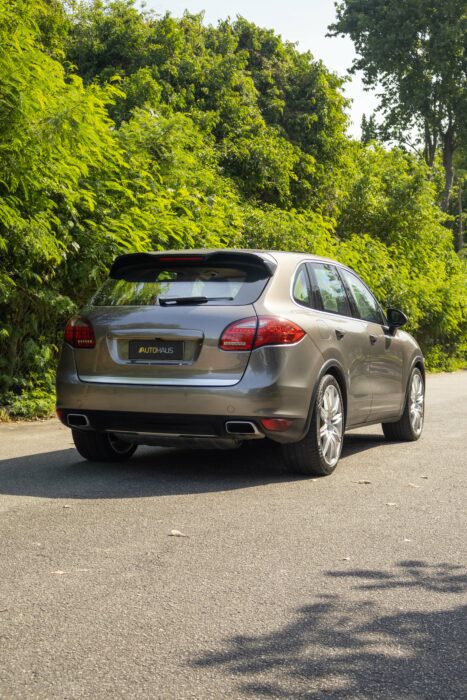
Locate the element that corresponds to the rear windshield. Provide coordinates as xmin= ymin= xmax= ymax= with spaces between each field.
xmin=91 ymin=265 xmax=269 ymax=307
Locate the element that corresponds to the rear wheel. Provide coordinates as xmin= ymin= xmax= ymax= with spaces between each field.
xmin=282 ymin=374 xmax=344 ymax=476
xmin=382 ymin=367 xmax=424 ymax=442
xmin=72 ymin=429 xmax=137 ymax=462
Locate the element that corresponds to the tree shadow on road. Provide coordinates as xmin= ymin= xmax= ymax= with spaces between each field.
xmin=0 ymin=430 xmax=389 ymax=500
xmin=191 ymin=560 xmax=467 ymax=699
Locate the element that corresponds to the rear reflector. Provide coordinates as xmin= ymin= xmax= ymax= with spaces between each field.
xmin=260 ymin=418 xmax=292 ymax=432
xmin=64 ymin=317 xmax=96 ymax=348
xmin=219 ymin=316 xmax=305 ymax=351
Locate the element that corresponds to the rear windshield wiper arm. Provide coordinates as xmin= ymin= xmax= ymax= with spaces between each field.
xmin=159 ymin=296 xmax=234 ymax=306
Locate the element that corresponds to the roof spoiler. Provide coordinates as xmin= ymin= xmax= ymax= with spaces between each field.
xmin=109 ymin=251 xmax=278 ymax=279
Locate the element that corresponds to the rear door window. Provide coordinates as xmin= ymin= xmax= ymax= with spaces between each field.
xmin=309 ymin=263 xmax=351 ymax=317
xmin=91 ymin=265 xmax=269 ymax=307
xmin=292 ymin=264 xmax=313 ymax=307
xmin=340 ymin=269 xmax=385 ymax=324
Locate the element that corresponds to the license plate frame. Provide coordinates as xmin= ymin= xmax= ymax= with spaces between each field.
xmin=129 ymin=339 xmax=184 ymax=362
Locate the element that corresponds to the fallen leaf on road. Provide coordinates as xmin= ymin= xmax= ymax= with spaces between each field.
xmin=169 ymin=530 xmax=189 ymax=538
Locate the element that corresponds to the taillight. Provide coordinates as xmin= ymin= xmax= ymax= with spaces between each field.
xmin=64 ymin=316 xmax=96 ymax=348
xmin=254 ymin=316 xmax=305 ymax=348
xmin=219 ymin=316 xmax=305 ymax=351
xmin=219 ymin=317 xmax=257 ymax=351
xmin=158 ymin=255 xmax=205 ymax=263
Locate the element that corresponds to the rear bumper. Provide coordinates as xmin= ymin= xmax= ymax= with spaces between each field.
xmin=58 ymin=408 xmax=261 ymax=440
xmin=56 ymin=341 xmax=323 ymax=443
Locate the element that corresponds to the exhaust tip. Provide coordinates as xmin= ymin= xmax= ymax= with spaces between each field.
xmin=225 ymin=421 xmax=262 ymax=436
xmin=67 ymin=413 xmax=90 ymax=428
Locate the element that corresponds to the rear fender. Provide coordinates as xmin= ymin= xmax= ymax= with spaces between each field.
xmin=401 ymin=354 xmax=425 ymax=415
xmin=296 ymin=359 xmax=348 ymax=442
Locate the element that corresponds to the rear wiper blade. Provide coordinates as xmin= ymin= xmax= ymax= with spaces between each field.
xmin=159 ymin=296 xmax=234 ymax=306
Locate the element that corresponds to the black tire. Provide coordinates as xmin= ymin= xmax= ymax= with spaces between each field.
xmin=382 ymin=367 xmax=424 ymax=442
xmin=282 ymin=374 xmax=344 ymax=476
xmin=72 ymin=429 xmax=137 ymax=462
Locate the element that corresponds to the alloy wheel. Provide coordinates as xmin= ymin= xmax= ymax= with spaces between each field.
xmin=319 ymin=384 xmax=343 ymax=467
xmin=409 ymin=372 xmax=424 ymax=435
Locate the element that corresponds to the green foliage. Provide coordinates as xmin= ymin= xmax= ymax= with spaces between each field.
xmin=0 ymin=0 xmax=466 ymax=419
xmin=0 ymin=0 xmax=120 ymax=404
xmin=240 ymin=206 xmax=336 ymax=257
xmin=2 ymin=377 xmax=56 ymax=420
xmin=335 ymin=145 xmax=467 ymax=361
xmin=66 ymin=3 xmax=349 ymax=212
xmin=329 ymin=0 xmax=467 ymax=209
xmin=360 ymin=114 xmax=379 ymax=144
xmin=0 ymin=0 xmax=244 ymax=415
xmin=330 ymin=0 xmax=467 ymax=134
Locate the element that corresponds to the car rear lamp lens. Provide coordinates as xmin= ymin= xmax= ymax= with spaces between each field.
xmin=219 ymin=317 xmax=257 ymax=351
xmin=64 ymin=317 xmax=96 ymax=348
xmin=158 ymin=255 xmax=205 ymax=262
xmin=254 ymin=317 xmax=305 ymax=349
xmin=260 ymin=418 xmax=292 ymax=432
xmin=220 ymin=316 xmax=305 ymax=351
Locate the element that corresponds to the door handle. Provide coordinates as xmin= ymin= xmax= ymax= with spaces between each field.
xmin=369 ymin=334 xmax=377 ymax=345
xmin=335 ymin=329 xmax=345 ymax=340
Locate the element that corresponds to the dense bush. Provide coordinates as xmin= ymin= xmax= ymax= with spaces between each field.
xmin=0 ymin=0 xmax=465 ymax=419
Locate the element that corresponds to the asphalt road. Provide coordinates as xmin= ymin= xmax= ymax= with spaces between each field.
xmin=0 ymin=372 xmax=466 ymax=699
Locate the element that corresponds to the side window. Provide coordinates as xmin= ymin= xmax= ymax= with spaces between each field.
xmin=340 ymin=269 xmax=384 ymax=324
xmin=292 ymin=264 xmax=312 ymax=307
xmin=311 ymin=263 xmax=351 ymax=317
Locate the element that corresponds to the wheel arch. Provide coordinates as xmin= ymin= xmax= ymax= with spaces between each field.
xmin=405 ymin=354 xmax=425 ymax=405
xmin=324 ymin=363 xmax=348 ymax=428
xmin=298 ymin=359 xmax=348 ymax=441
xmin=412 ymin=356 xmax=425 ymax=382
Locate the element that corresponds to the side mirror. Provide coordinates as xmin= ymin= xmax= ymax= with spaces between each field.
xmin=386 ymin=307 xmax=408 ymax=329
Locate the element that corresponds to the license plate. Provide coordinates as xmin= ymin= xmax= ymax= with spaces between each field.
xmin=129 ymin=339 xmax=184 ymax=361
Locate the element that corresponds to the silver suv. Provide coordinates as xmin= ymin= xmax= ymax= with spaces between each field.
xmin=56 ymin=250 xmax=425 ymax=476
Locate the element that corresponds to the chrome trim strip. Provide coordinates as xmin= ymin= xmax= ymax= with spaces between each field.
xmin=108 ymin=430 xmax=218 ymax=438
xmin=78 ymin=375 xmax=240 ymax=387
xmin=108 ymin=328 xmax=204 ymax=340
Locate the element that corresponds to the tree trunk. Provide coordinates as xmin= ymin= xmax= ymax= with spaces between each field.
xmin=441 ymin=123 xmax=455 ymax=211
xmin=423 ymin=121 xmax=437 ymax=168
xmin=458 ymin=181 xmax=465 ymax=253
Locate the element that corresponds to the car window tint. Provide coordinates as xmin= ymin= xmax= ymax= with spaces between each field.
xmin=341 ymin=269 xmax=384 ymax=324
xmin=312 ymin=264 xmax=351 ymax=316
xmin=292 ymin=265 xmax=312 ymax=307
xmin=91 ymin=265 xmax=269 ymax=307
